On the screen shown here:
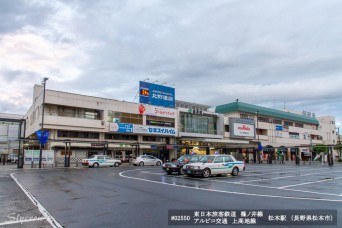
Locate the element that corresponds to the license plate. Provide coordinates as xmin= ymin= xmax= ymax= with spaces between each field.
xmin=166 ymin=168 xmax=169 ymax=171
xmin=187 ymin=170 xmax=191 ymax=174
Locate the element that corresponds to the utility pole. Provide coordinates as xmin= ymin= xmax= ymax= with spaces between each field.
xmin=39 ymin=77 xmax=48 ymax=169
xmin=256 ymin=110 xmax=261 ymax=164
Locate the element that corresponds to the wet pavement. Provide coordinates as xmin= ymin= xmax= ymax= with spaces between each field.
xmin=1 ymin=163 xmax=341 ymax=227
xmin=0 ymin=169 xmax=51 ymax=227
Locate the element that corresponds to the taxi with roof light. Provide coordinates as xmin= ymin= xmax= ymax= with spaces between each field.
xmin=182 ymin=155 xmax=245 ymax=178
xmin=82 ymin=155 xmax=121 ymax=168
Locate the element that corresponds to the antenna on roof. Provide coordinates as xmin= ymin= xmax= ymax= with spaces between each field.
xmin=236 ymin=99 xmax=239 ymax=102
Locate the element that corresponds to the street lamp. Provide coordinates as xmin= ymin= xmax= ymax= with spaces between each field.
xmin=39 ymin=77 xmax=48 ymax=168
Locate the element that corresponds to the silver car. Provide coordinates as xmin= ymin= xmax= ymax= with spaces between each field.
xmin=132 ymin=155 xmax=162 ymax=166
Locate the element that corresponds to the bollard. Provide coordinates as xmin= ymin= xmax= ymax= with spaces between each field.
xmin=76 ymin=160 xmax=78 ymax=167
xmin=31 ymin=161 xmax=34 ymax=168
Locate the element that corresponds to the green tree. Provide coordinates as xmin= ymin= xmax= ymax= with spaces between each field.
xmin=312 ymin=144 xmax=328 ymax=153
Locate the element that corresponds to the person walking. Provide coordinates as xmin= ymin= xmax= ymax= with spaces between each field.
xmin=129 ymin=154 xmax=133 ymax=166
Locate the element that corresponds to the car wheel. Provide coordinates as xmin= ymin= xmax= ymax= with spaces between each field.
xmin=232 ymin=167 xmax=239 ymax=176
xmin=139 ymin=161 xmax=144 ymax=166
xmin=202 ymin=168 xmax=211 ymax=178
xmin=93 ymin=162 xmax=99 ymax=168
xmin=156 ymin=161 xmax=161 ymax=166
xmin=114 ymin=162 xmax=119 ymax=167
xmin=178 ymin=168 xmax=185 ymax=175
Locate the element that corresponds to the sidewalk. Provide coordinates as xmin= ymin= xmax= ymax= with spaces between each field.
xmin=0 ymin=162 xmax=133 ymax=171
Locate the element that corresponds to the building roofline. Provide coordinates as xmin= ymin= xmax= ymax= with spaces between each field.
xmin=215 ymin=101 xmax=319 ymax=125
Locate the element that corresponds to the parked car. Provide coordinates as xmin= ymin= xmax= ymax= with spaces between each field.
xmin=162 ymin=155 xmax=203 ymax=175
xmin=7 ymin=154 xmax=18 ymax=164
xmin=182 ymin=155 xmax=245 ymax=178
xmin=132 ymin=155 xmax=162 ymax=166
xmin=81 ymin=155 xmax=121 ymax=168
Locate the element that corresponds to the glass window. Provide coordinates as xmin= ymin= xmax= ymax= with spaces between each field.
xmin=284 ymin=121 xmax=293 ymax=126
xmin=273 ymin=119 xmax=282 ymax=125
xmin=199 ymin=156 xmax=215 ymax=163
xmin=180 ymin=113 xmax=217 ymax=135
xmin=224 ymin=156 xmax=233 ymax=162
xmin=58 ymin=106 xmax=100 ymax=120
xmin=108 ymin=111 xmax=142 ymax=124
xmin=97 ymin=156 xmax=104 ymax=160
xmin=289 ymin=132 xmax=300 ymax=139
xmin=258 ymin=117 xmax=270 ymax=123
xmin=295 ymin=123 xmax=304 ymax=128
xmin=214 ymin=156 xmax=224 ymax=163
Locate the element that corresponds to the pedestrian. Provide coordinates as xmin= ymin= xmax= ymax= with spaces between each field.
xmin=129 ymin=154 xmax=133 ymax=166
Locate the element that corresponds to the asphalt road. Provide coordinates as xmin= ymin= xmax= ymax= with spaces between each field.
xmin=2 ymin=163 xmax=342 ymax=227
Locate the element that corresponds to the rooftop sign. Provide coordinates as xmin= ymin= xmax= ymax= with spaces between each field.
xmin=139 ymin=81 xmax=175 ymax=108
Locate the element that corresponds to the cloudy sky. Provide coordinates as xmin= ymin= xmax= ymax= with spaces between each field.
xmin=0 ymin=0 xmax=341 ymax=126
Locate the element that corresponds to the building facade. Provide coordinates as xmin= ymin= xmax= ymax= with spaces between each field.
xmin=23 ymin=85 xmax=339 ymax=165
xmin=215 ymin=101 xmax=338 ymax=162
xmin=24 ymin=85 xmax=178 ymax=164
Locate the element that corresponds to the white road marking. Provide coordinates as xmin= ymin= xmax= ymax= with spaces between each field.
xmin=119 ymin=170 xmax=342 ymax=202
xmin=140 ymin=171 xmax=164 ymax=175
xmin=278 ymin=176 xmax=342 ymax=189
xmin=10 ymin=173 xmax=63 ymax=228
xmin=206 ymin=179 xmax=342 ymax=197
xmin=237 ymin=170 xmax=342 ymax=183
xmin=0 ymin=217 xmax=46 ymax=226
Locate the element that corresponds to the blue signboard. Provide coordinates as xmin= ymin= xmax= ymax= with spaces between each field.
xmin=35 ymin=130 xmax=50 ymax=145
xmin=276 ymin=125 xmax=283 ymax=131
xmin=110 ymin=123 xmax=133 ymax=133
xmin=139 ymin=81 xmax=175 ymax=108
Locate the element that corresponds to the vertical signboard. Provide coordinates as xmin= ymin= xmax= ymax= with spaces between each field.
xmin=139 ymin=81 xmax=175 ymax=108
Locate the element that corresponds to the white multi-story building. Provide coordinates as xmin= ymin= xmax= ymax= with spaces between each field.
xmin=24 ymin=85 xmax=178 ymax=164
xmin=215 ymin=101 xmax=338 ymax=162
xmin=23 ymin=85 xmax=339 ymax=165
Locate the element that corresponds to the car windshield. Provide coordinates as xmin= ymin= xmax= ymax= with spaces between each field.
xmin=199 ymin=155 xmax=216 ymax=163
xmin=88 ymin=155 xmax=96 ymax=159
xmin=177 ymin=155 xmax=191 ymax=162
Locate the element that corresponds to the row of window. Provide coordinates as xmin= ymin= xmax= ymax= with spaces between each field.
xmin=107 ymin=111 xmax=143 ymax=124
xmin=58 ymin=131 xmax=170 ymax=143
xmin=58 ymin=106 xmax=101 ymax=120
xmin=240 ymin=113 xmax=307 ymax=128
xmin=58 ymin=131 xmax=99 ymax=139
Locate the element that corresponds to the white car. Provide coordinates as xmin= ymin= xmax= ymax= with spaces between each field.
xmin=82 ymin=155 xmax=122 ymax=168
xmin=182 ymin=155 xmax=245 ymax=178
xmin=132 ymin=155 xmax=162 ymax=166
